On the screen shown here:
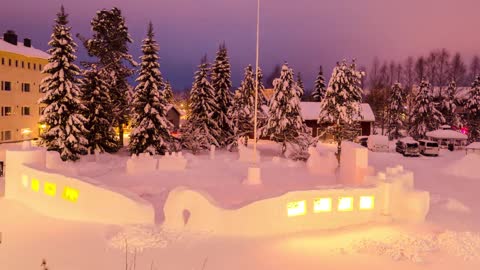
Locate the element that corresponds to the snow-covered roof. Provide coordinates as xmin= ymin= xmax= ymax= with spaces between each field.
xmin=300 ymin=102 xmax=375 ymax=122
xmin=166 ymin=104 xmax=185 ymax=116
xmin=426 ymin=129 xmax=468 ymax=140
xmin=0 ymin=38 xmax=49 ymax=59
xmin=466 ymin=142 xmax=480 ymax=149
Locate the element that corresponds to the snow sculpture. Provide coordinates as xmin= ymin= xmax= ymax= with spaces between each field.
xmin=339 ymin=141 xmax=374 ymax=185
xmin=126 ymin=153 xmax=158 ymax=175
xmin=163 ymin=166 xmax=429 ymax=236
xmin=238 ymin=139 xmax=260 ymax=163
xmin=306 ymin=147 xmax=337 ymax=175
xmin=158 ymin=152 xmax=187 ymax=171
xmin=5 ymin=148 xmax=154 ymax=225
xmin=45 ymin=151 xmax=78 ymax=176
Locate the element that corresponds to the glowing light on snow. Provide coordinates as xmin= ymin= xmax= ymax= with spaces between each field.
xmin=338 ymin=197 xmax=353 ymax=212
xmin=21 ymin=128 xmax=32 ymax=135
xmin=31 ymin=178 xmax=40 ymax=192
xmin=63 ymin=187 xmax=79 ymax=202
xmin=44 ymin=182 xmax=56 ymax=196
xmin=21 ymin=175 xmax=29 ymax=188
xmin=359 ymin=196 xmax=375 ymax=210
xmin=313 ymin=198 xmax=332 ymax=212
xmin=287 ymin=200 xmax=306 ymax=217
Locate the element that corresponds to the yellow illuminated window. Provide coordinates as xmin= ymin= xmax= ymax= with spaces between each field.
xmin=313 ymin=198 xmax=332 ymax=212
xmin=31 ymin=178 xmax=40 ymax=192
xmin=21 ymin=175 xmax=29 ymax=188
xmin=287 ymin=200 xmax=306 ymax=217
xmin=44 ymin=182 xmax=56 ymax=196
xmin=338 ymin=197 xmax=354 ymax=212
xmin=359 ymin=196 xmax=375 ymax=210
xmin=63 ymin=187 xmax=79 ymax=202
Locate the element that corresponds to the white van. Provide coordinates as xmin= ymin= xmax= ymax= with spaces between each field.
xmin=418 ymin=140 xmax=440 ymax=156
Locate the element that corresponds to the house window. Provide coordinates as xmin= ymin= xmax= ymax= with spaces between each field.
xmin=21 ymin=61 xmax=24 ymax=68
xmin=21 ymin=107 xmax=30 ymax=116
xmin=1 ymin=81 xmax=12 ymax=91
xmin=27 ymin=62 xmax=30 ymax=69
xmin=8 ymin=59 xmax=11 ymax=66
xmin=1 ymin=130 xmax=12 ymax=141
xmin=1 ymin=58 xmax=4 ymax=65
xmin=39 ymin=64 xmax=42 ymax=71
xmin=34 ymin=63 xmax=37 ymax=70
xmin=22 ymin=83 xmax=30 ymax=92
xmin=1 ymin=107 xmax=13 ymax=116
xmin=15 ymin=60 xmax=18 ymax=67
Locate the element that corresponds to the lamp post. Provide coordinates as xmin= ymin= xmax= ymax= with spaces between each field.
xmin=253 ymin=0 xmax=260 ymax=163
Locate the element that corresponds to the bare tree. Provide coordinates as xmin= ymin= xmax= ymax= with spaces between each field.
xmin=415 ymin=56 xmax=426 ymax=83
xmin=426 ymin=51 xmax=437 ymax=86
xmin=436 ymin=49 xmax=450 ymax=89
xmin=396 ymin=63 xmax=403 ymax=83
xmin=450 ymin=53 xmax=467 ymax=86
xmin=389 ymin=61 xmax=396 ymax=85
xmin=404 ymin=56 xmax=415 ymax=90
xmin=469 ymin=55 xmax=480 ymax=83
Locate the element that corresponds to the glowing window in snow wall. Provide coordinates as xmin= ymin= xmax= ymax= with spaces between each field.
xmin=44 ymin=182 xmax=56 ymax=196
xmin=31 ymin=178 xmax=40 ymax=192
xmin=63 ymin=187 xmax=79 ymax=202
xmin=359 ymin=196 xmax=374 ymax=210
xmin=287 ymin=200 xmax=306 ymax=217
xmin=338 ymin=197 xmax=353 ymax=212
xmin=313 ymin=198 xmax=332 ymax=212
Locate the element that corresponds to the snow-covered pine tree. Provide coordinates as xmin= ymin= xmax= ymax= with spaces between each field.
xmin=261 ymin=63 xmax=306 ymax=154
xmin=296 ymin=72 xmax=305 ymax=98
xmin=318 ymin=60 xmax=364 ymax=155
xmin=440 ymin=80 xmax=461 ymax=127
xmin=82 ymin=7 xmax=136 ymax=148
xmin=385 ymin=82 xmax=406 ymax=140
xmin=229 ymin=65 xmax=256 ymax=148
xmin=465 ymin=76 xmax=480 ymax=142
xmin=182 ymin=56 xmax=221 ymax=153
xmin=311 ymin=66 xmax=326 ymax=102
xmin=211 ymin=43 xmax=233 ymax=146
xmin=409 ymin=80 xmax=445 ymax=139
xmin=39 ymin=6 xmax=88 ymax=161
xmin=256 ymin=67 xmax=268 ymax=106
xmin=80 ymin=66 xmax=118 ymax=154
xmin=129 ymin=23 xmax=172 ymax=155
xmin=164 ymin=80 xmax=174 ymax=103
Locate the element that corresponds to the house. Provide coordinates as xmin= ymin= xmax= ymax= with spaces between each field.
xmin=425 ymin=126 xmax=468 ymax=149
xmin=0 ymin=30 xmax=49 ymax=142
xmin=466 ymin=142 xmax=480 ymax=155
xmin=166 ymin=105 xmax=183 ymax=130
xmin=300 ymin=102 xmax=375 ymax=137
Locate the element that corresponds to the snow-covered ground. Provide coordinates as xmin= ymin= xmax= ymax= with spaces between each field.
xmin=1 ymin=141 xmax=479 ymax=270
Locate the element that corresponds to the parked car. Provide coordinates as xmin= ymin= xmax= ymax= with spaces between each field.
xmin=355 ymin=136 xmax=368 ymax=147
xmin=396 ymin=138 xmax=420 ymax=157
xmin=418 ymin=140 xmax=440 ymax=156
xmin=367 ymin=135 xmax=390 ymax=152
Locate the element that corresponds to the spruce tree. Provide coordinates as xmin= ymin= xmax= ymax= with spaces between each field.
xmin=256 ymin=67 xmax=268 ymax=106
xmin=211 ymin=44 xmax=233 ymax=146
xmin=39 ymin=6 xmax=88 ymax=161
xmin=385 ymin=82 xmax=406 ymax=140
xmin=82 ymin=7 xmax=136 ymax=148
xmin=465 ymin=76 xmax=480 ymax=142
xmin=409 ymin=80 xmax=445 ymax=139
xmin=129 ymin=23 xmax=172 ymax=155
xmin=80 ymin=66 xmax=118 ymax=154
xmin=164 ymin=80 xmax=174 ymax=103
xmin=318 ymin=60 xmax=364 ymax=155
xmin=182 ymin=56 xmax=221 ymax=153
xmin=441 ymin=80 xmax=461 ymax=127
xmin=311 ymin=66 xmax=326 ymax=102
xmin=296 ymin=72 xmax=305 ymax=98
xmin=261 ymin=63 xmax=306 ymax=154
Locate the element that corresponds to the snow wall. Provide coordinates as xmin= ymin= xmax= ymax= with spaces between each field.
xmin=163 ymin=166 xmax=429 ymax=236
xmin=4 ymin=148 xmax=154 ymax=225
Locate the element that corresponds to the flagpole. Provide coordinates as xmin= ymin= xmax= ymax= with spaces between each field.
xmin=253 ymin=0 xmax=260 ymax=164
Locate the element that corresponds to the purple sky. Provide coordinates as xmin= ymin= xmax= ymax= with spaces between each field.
xmin=1 ymin=0 xmax=479 ymax=90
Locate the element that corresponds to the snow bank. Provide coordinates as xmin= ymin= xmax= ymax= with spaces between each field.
xmin=158 ymin=152 xmax=187 ymax=171
xmin=306 ymin=147 xmax=337 ymax=175
xmin=126 ymin=152 xmax=187 ymax=174
xmin=444 ymin=154 xmax=480 ymax=180
xmin=5 ymin=149 xmax=155 ymax=225
xmin=339 ymin=141 xmax=374 ymax=185
xmin=238 ymin=142 xmax=260 ymax=163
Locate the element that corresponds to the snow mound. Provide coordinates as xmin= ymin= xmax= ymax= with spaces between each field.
xmin=444 ymin=198 xmax=470 ymax=213
xmin=350 ymin=231 xmax=480 ymax=263
xmin=444 ymin=154 xmax=480 ymax=180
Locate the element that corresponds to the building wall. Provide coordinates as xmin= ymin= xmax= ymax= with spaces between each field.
xmin=166 ymin=108 xmax=180 ymax=130
xmin=0 ymin=51 xmax=47 ymax=142
xmin=305 ymin=120 xmax=374 ymax=138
